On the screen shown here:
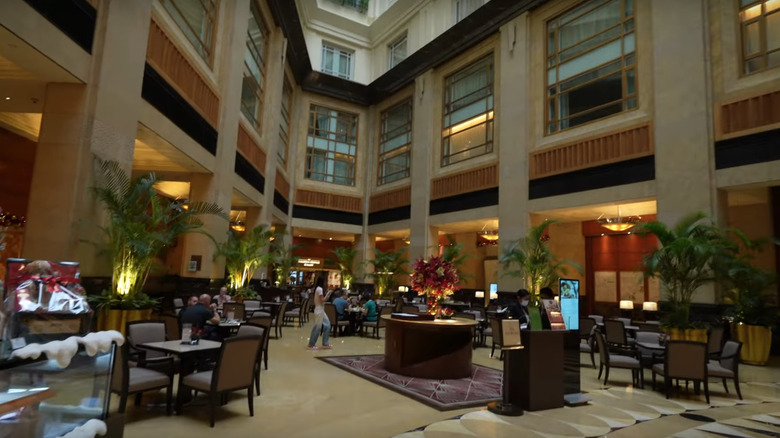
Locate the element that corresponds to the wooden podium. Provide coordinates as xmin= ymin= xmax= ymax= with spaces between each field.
xmin=515 ymin=330 xmax=565 ymax=411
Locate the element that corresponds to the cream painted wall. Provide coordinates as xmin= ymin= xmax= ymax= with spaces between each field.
xmin=727 ymin=192 xmax=776 ymax=273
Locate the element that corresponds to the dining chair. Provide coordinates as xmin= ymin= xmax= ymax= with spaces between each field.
xmin=635 ymin=330 xmax=665 ymax=368
xmin=271 ymin=301 xmax=287 ymax=339
xmin=176 ymin=335 xmax=263 ymax=427
xmin=489 ymin=318 xmax=503 ymax=360
xmin=111 ymin=341 xmax=173 ymax=415
xmin=160 ymin=313 xmax=180 ymax=342
xmin=243 ymin=300 xmax=261 ymax=318
xmin=651 ymin=340 xmax=709 ymax=404
xmin=707 ymin=340 xmax=743 ymax=399
xmin=637 ymin=322 xmax=662 ymax=332
xmin=578 ymin=317 xmax=597 ymax=368
xmin=285 ymin=298 xmax=308 ymax=328
xmin=707 ymin=326 xmax=725 ymax=359
xmin=604 ymin=319 xmax=635 ymax=353
xmin=588 ymin=314 xmax=604 ymax=325
xmin=594 ymin=330 xmax=643 ymax=388
xmin=222 ymin=302 xmax=245 ymax=321
xmin=246 ymin=316 xmax=272 ymax=370
xmin=324 ymin=303 xmax=349 ymax=337
xmin=173 ymin=298 xmax=184 ymax=315
xmin=126 ymin=320 xmax=178 ymax=374
xmin=361 ymin=306 xmax=392 ymax=339
xmin=235 ymin=323 xmax=270 ymax=395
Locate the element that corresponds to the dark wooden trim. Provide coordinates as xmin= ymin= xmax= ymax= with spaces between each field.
xmin=273 ymin=189 xmax=289 ymax=214
xmin=23 ymin=0 xmax=96 ymax=53
xmin=529 ymin=156 xmax=655 ymax=199
xmin=235 ymin=153 xmax=265 ymax=194
xmin=715 ymin=128 xmax=780 ymax=169
xmin=429 ymin=187 xmax=499 ymax=216
xmin=368 ymin=205 xmax=411 ymax=225
xmin=292 ymin=205 xmax=363 ymax=226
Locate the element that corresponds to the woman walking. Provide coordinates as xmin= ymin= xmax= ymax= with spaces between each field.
xmin=307 ymin=276 xmax=333 ymax=350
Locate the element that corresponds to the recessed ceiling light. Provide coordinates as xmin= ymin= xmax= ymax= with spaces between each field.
xmin=4 ymin=97 xmax=10 ymax=100
xmin=328 ymin=237 xmax=332 ymax=240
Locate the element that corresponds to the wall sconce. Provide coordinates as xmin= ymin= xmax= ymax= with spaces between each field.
xmin=642 ymin=301 xmax=658 ymax=311
xmin=619 ymin=300 xmax=634 ymax=310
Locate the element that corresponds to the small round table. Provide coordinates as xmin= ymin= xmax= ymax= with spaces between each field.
xmin=383 ymin=315 xmax=477 ymax=379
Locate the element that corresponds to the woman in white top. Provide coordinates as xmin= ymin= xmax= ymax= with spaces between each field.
xmin=306 ymin=276 xmax=333 ymax=350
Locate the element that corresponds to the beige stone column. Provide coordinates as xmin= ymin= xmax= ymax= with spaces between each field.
xmin=408 ymin=71 xmax=438 ymax=262
xmin=354 ymin=233 xmax=375 ymax=286
xmin=651 ymin=0 xmax=717 ymax=303
xmin=23 ymin=0 xmax=153 ymax=275
xmin=260 ymin=28 xmax=287 ymax=227
xmin=179 ymin=0 xmax=249 ymax=279
xmin=496 ymin=13 xmax=531 ymax=291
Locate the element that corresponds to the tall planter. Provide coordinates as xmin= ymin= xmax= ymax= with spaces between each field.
xmin=731 ymin=323 xmax=772 ymax=365
xmin=666 ymin=328 xmax=707 ymax=343
xmin=98 ymin=308 xmax=153 ymax=335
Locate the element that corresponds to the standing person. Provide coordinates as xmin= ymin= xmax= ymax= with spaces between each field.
xmin=306 ymin=276 xmax=333 ymax=350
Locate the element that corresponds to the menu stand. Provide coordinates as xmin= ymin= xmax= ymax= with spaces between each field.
xmin=487 ymin=319 xmax=524 ymax=416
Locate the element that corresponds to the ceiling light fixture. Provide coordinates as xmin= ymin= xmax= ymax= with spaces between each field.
xmin=4 ymin=97 xmax=10 ymax=100
xmin=598 ymin=206 xmax=640 ymax=232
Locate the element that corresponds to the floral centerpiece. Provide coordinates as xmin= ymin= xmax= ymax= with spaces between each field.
xmin=410 ymin=255 xmax=459 ymax=318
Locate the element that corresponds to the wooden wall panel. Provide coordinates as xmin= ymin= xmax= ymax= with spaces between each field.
xmin=430 ymin=163 xmax=498 ymax=200
xmin=237 ymin=125 xmax=267 ymax=173
xmin=294 ymin=189 xmax=362 ymax=213
xmin=720 ymin=90 xmax=780 ymax=135
xmin=369 ymin=187 xmax=411 ymax=212
xmin=146 ymin=19 xmax=220 ymax=127
xmin=275 ymin=171 xmax=290 ymax=200
xmin=529 ymin=124 xmax=653 ymax=179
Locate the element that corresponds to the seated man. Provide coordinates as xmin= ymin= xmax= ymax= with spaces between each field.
xmin=213 ymin=287 xmax=231 ymax=306
xmin=179 ymin=294 xmax=221 ymax=341
xmin=332 ymin=289 xmax=351 ymax=334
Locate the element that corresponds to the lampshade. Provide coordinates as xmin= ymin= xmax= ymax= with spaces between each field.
xmin=619 ymin=300 xmax=634 ymax=310
xmin=230 ymin=221 xmax=246 ymax=232
xmin=398 ymin=286 xmax=408 ymax=292
xmin=598 ymin=206 xmax=640 ymax=232
xmin=642 ymin=301 xmax=658 ymax=311
xmin=479 ymin=230 xmax=499 ymax=241
xmin=474 ymin=290 xmax=485 ymax=298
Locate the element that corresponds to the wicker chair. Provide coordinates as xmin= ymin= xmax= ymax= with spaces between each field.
xmin=111 ymin=341 xmax=173 ymax=415
xmin=707 ymin=340 xmax=743 ymax=399
xmin=651 ymin=341 xmax=709 ymax=404
xmin=594 ymin=330 xmax=643 ymax=388
xmin=176 ymin=336 xmax=263 ymax=427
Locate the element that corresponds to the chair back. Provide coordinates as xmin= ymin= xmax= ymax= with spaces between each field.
xmin=243 ymin=300 xmax=261 ymax=310
xmin=248 ymin=316 xmax=272 ymax=330
xmin=160 ymin=313 xmax=180 ymax=340
xmin=378 ymin=306 xmax=393 ymax=328
xmin=665 ymin=341 xmax=707 ymax=380
xmin=173 ymin=298 xmax=184 ymax=309
xmin=616 ymin=317 xmax=632 ymax=326
xmin=126 ymin=320 xmax=167 ymax=359
xmin=593 ymin=330 xmax=610 ymax=365
xmin=324 ymin=303 xmax=337 ymax=323
xmin=490 ymin=318 xmax=503 ymax=346
xmin=236 ymin=323 xmax=265 ymax=338
xmin=708 ymin=326 xmax=725 ymax=356
xmin=637 ymin=322 xmax=661 ymax=332
xmin=579 ymin=317 xmax=596 ymax=338
xmin=213 ymin=336 xmax=263 ymax=392
xmin=588 ymin=314 xmax=604 ymax=325
xmin=110 ymin=341 xmax=127 ymax=393
xmin=635 ymin=330 xmax=663 ymax=345
xmin=604 ymin=319 xmax=628 ymax=346
xmin=222 ymin=302 xmax=245 ymax=321
xmin=719 ymin=340 xmax=742 ymax=371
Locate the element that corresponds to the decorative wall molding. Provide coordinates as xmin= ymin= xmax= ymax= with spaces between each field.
xmin=294 ymin=189 xmax=362 ymax=213
xmin=719 ymin=90 xmax=780 ymax=136
xmin=369 ymin=187 xmax=411 ymax=212
xmin=146 ymin=19 xmax=220 ymax=128
xmin=529 ymin=124 xmax=653 ymax=179
xmin=237 ymin=125 xmax=267 ymax=174
xmin=275 ymin=170 xmax=290 ymax=200
xmin=431 ymin=163 xmax=498 ymax=200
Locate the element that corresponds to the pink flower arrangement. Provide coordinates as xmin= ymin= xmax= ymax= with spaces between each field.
xmin=410 ymin=255 xmax=460 ymax=297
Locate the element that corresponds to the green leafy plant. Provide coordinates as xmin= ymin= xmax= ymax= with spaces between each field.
xmin=636 ymin=212 xmax=744 ymax=330
xmin=499 ymin=219 xmax=582 ymax=304
xmin=720 ymin=253 xmax=778 ymax=328
xmin=92 ymin=158 xmax=227 ymax=308
xmin=231 ymin=286 xmax=259 ymax=301
xmin=330 ymin=246 xmax=357 ymax=290
xmin=88 ymin=289 xmax=159 ymax=310
xmin=440 ymin=234 xmax=474 ymax=284
xmin=271 ymin=235 xmax=301 ymax=287
xmin=214 ymin=225 xmax=275 ymax=290
xmin=365 ymin=247 xmax=408 ymax=297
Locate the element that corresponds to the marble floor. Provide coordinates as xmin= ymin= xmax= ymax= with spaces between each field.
xmin=120 ymin=319 xmax=780 ymax=438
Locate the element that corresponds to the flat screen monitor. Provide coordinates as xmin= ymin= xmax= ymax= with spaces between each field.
xmin=489 ymin=283 xmax=498 ymax=300
xmin=558 ymin=278 xmax=580 ymax=330
xmin=474 ymin=290 xmax=484 ymax=298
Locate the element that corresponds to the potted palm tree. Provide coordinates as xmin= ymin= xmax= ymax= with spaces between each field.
xmin=365 ymin=247 xmax=408 ymax=297
xmin=271 ymin=237 xmax=300 ymax=288
xmin=721 ymin=256 xmax=777 ymax=365
xmin=330 ymin=246 xmax=357 ymax=290
xmin=499 ymin=219 xmax=582 ymax=329
xmin=213 ymin=225 xmax=276 ymax=301
xmin=92 ymin=158 xmax=226 ymax=332
xmin=637 ymin=212 xmax=740 ymax=341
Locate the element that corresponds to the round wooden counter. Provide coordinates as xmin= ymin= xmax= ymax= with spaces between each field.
xmin=382 ymin=314 xmax=477 ymax=379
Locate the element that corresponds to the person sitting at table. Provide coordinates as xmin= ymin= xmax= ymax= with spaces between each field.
xmin=506 ymin=289 xmax=531 ymax=327
xmin=357 ymin=294 xmax=378 ymax=335
xmin=187 ymin=295 xmax=198 ymax=307
xmin=180 ymin=294 xmax=221 ymax=341
xmin=332 ymin=289 xmax=351 ymax=335
xmin=213 ymin=287 xmax=231 ymax=306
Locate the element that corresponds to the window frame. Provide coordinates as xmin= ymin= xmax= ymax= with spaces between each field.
xmin=738 ymin=0 xmax=780 ymax=75
xmin=545 ymin=0 xmax=638 ymax=135
xmin=240 ymin=1 xmax=270 ymax=129
xmin=305 ymin=105 xmax=359 ymax=186
xmin=159 ymin=0 xmax=219 ymax=65
xmin=321 ymin=44 xmax=354 ymax=80
xmin=441 ymin=54 xmax=495 ymax=167
xmin=388 ymin=34 xmax=408 ymax=69
xmin=377 ymin=98 xmax=413 ymax=186
xmin=278 ymin=77 xmax=293 ymax=167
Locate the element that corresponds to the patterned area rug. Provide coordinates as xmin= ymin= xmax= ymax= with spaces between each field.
xmin=317 ymin=354 xmax=502 ymax=411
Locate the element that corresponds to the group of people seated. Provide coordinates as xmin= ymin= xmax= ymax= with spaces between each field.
xmin=501 ymin=287 xmax=556 ymax=329
xmin=330 ymin=289 xmax=377 ymax=335
xmin=176 ymin=287 xmax=234 ymax=341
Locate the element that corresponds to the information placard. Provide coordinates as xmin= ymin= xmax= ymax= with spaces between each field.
xmin=501 ymin=319 xmax=522 ymax=347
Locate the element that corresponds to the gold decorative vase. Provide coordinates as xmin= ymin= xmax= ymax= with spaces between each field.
xmin=731 ymin=323 xmax=772 ymax=366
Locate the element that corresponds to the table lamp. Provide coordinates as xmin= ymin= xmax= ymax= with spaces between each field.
xmin=642 ymin=301 xmax=658 ymax=322
xmin=619 ymin=300 xmax=634 ymax=319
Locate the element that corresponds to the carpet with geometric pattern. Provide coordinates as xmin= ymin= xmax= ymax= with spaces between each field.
xmin=317 ymin=354 xmax=502 ymax=411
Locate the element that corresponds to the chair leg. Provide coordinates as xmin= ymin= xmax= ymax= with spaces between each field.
xmin=598 ymin=364 xmax=604 ymax=380
xmin=248 ymin=384 xmax=254 ymax=417
xmin=255 ymin=361 xmax=261 ymax=395
xmin=590 ymin=349 xmax=596 ymax=369
xmin=734 ymin=377 xmax=743 ymax=400
xmin=722 ymin=377 xmax=729 ymax=394
xmin=490 ymin=344 xmax=495 ymax=358
xmin=210 ymin=393 xmax=217 ymax=427
xmin=664 ymin=377 xmax=671 ymax=399
xmin=118 ymin=394 xmax=128 ymax=413
xmin=134 ymin=392 xmax=142 ymax=406
xmin=603 ymin=367 xmax=610 ymax=386
xmin=638 ymin=367 xmax=644 ymax=389
xmin=166 ymin=382 xmax=173 ymax=416
xmin=652 ymin=370 xmax=656 ymax=390
xmin=704 ymin=379 xmax=710 ymax=404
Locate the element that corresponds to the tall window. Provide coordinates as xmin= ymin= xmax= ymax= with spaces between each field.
xmin=278 ymin=78 xmax=293 ymax=166
xmin=546 ymin=0 xmax=636 ymax=134
xmin=454 ymin=0 xmax=484 ymax=23
xmin=388 ymin=34 xmax=408 ymax=68
xmin=240 ymin=2 xmax=269 ymax=128
xmin=306 ymin=105 xmax=358 ymax=186
xmin=160 ymin=0 xmax=218 ymax=64
xmin=740 ymin=0 xmax=780 ymax=74
xmin=378 ymin=99 xmax=412 ymax=185
xmin=442 ymin=54 xmax=494 ymax=166
xmin=321 ymin=44 xmax=353 ymax=80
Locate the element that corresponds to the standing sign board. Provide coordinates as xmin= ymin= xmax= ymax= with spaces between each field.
xmin=559 ymin=278 xmax=580 ymax=330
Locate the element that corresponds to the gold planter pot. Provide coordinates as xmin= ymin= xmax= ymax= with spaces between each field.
xmin=666 ymin=328 xmax=708 ymax=343
xmin=731 ymin=323 xmax=772 ymax=366
xmin=99 ymin=308 xmax=154 ymax=335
